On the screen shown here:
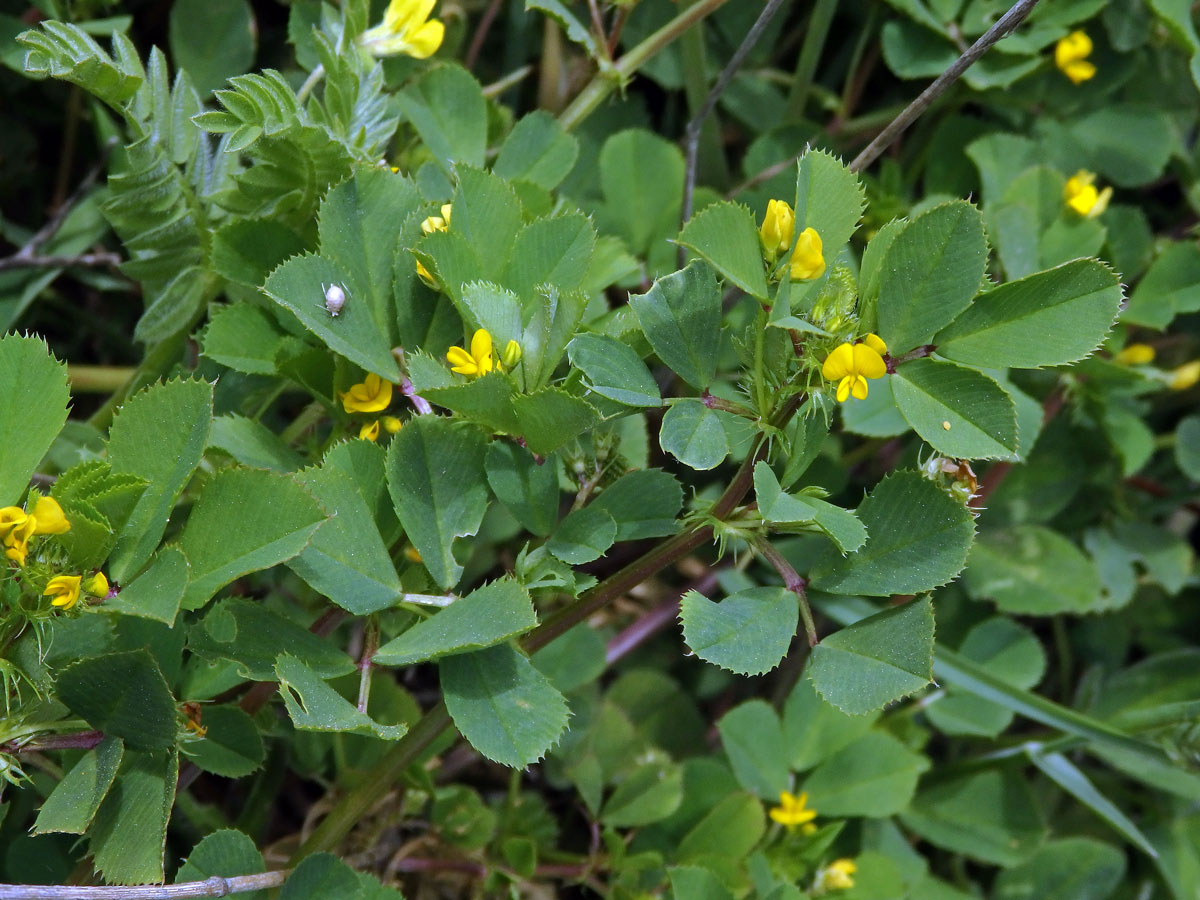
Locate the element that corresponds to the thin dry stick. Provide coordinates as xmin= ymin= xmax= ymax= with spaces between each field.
xmin=0 ymin=252 xmax=123 ymax=272
xmin=13 ymin=137 xmax=117 ymax=262
xmin=680 ymin=0 xmax=789 ymax=247
xmin=464 ymin=0 xmax=505 ymax=70
xmin=848 ymin=0 xmax=1040 ymax=173
xmin=0 ymin=871 xmax=288 ymax=900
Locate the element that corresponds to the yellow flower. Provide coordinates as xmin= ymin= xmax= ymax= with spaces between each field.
xmin=44 ymin=575 xmax=82 ymax=611
xmin=814 ymin=858 xmax=857 ymax=893
xmin=1055 ymin=30 xmax=1096 ymax=84
xmin=769 ymin=790 xmax=818 ymax=828
xmin=501 ymin=340 xmax=522 ymax=369
xmin=382 ymin=416 xmax=403 ymax=434
xmin=447 ymin=329 xmax=495 ymax=377
xmin=84 ymin=572 xmax=109 ymax=597
xmin=1063 ymin=170 xmax=1111 ymax=218
xmin=1115 ymin=342 xmax=1155 ymax=365
xmin=3 ymin=515 xmax=36 ymax=567
xmin=1170 ymin=360 xmax=1200 ymax=390
xmin=32 ymin=496 xmax=70 ymax=535
xmin=760 ymin=199 xmax=795 ymax=262
xmin=358 ymin=0 xmax=445 ymax=59
xmin=0 ymin=507 xmax=27 ymax=540
xmin=790 ymin=227 xmax=826 ymax=281
xmin=404 ymin=546 xmax=423 ymax=563
xmin=359 ymin=420 xmax=381 ymax=442
xmin=421 ymin=204 xmax=452 ymax=235
xmin=340 ymin=373 xmax=394 ymax=414
xmin=822 ymin=335 xmax=888 ymax=402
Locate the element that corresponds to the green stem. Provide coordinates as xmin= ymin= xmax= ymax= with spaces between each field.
xmin=786 ymin=0 xmax=838 ymax=120
xmin=753 ymin=305 xmax=769 ymax=420
xmin=558 ymin=0 xmax=733 ymax=131
xmin=752 ymin=535 xmax=817 ymax=646
xmin=67 ymin=365 xmax=136 ymax=394
xmin=87 ymin=331 xmax=188 ymax=433
xmin=296 ymin=64 xmax=325 ymax=104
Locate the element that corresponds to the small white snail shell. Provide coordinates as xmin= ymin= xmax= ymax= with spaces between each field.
xmin=322 ymin=282 xmax=348 ymax=316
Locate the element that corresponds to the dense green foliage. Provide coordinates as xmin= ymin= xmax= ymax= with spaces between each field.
xmin=1 ymin=0 xmax=1198 ymax=897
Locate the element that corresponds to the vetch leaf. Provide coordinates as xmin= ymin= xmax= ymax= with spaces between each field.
xmin=893 ymin=358 xmax=1019 ymax=459
xmin=385 ymin=416 xmax=489 ymax=589
xmin=568 ymin=333 xmax=660 ymax=407
xmin=807 ymin=597 xmax=935 ymax=715
xmin=934 ymin=259 xmax=1122 ymax=369
xmin=992 ymin=837 xmax=1125 ymax=900
xmin=494 ymin=110 xmax=579 ymax=190
xmin=486 ymin=441 xmax=559 ymax=536
xmin=599 ymin=129 xmax=683 ymax=259
xmin=590 ymin=469 xmax=683 ymax=541
xmin=601 ymin=756 xmax=685 ymax=827
xmin=57 ymin=650 xmax=176 ymax=751
xmin=0 ymin=334 xmax=70 ymax=506
xmin=168 ymin=0 xmax=254 ymax=95
xmin=793 ymin=149 xmax=866 ymax=261
xmin=630 ymin=260 xmax=721 ymax=390
xmin=876 ymin=201 xmax=988 ymax=354
xmin=373 ymin=578 xmax=538 ymax=666
xmin=718 ymin=700 xmax=789 ymax=799
xmin=89 ymin=750 xmax=177 ymax=885
xmin=441 ymin=643 xmax=570 ymax=768
xmin=1123 ymin=240 xmax=1200 ymax=328
xmin=275 ymin=655 xmax=407 ymax=739
xmin=660 ymin=400 xmax=729 ymax=470
xmin=512 ymin=388 xmax=601 ymax=457
xmin=396 ymin=64 xmax=486 ymax=173
xmin=178 ymin=468 xmax=327 ymax=610
xmin=181 ymin=705 xmax=265 ymax=778
xmin=502 ymin=213 xmax=596 ymax=297
xmin=681 ymin=587 xmax=798 ymax=676
xmin=754 ymin=462 xmax=867 ymax=552
xmin=677 ymin=201 xmax=769 ymax=300
xmin=34 ymin=737 xmax=124 ymax=835
xmin=102 ymin=546 xmax=189 ymax=626
xmin=547 ymin=506 xmax=617 ymax=564
xmin=964 ymin=525 xmax=1103 ymax=615
xmin=782 ymin=678 xmax=876 ymax=771
xmin=810 ymin=471 xmax=975 ymax=596
xmin=176 ymin=830 xmax=265 ymax=900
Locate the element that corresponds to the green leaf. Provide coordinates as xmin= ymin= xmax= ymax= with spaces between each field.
xmin=451 ymin=166 xmax=524 ymax=283
xmin=395 ymin=64 xmax=486 ymax=173
xmin=289 ymin=464 xmax=404 ymax=615
xmin=168 ymin=0 xmax=255 ymax=95
xmin=901 ymin=769 xmax=1045 ymax=866
xmin=103 ymin=546 xmax=190 ymax=625
xmin=1028 ymin=751 xmax=1158 ymax=859
xmin=547 ymin=506 xmax=617 ymax=564
xmin=89 ymin=750 xmax=177 ymax=885
xmin=590 ymin=469 xmax=682 ymax=541
xmin=485 ymin=441 xmax=559 ymax=537
xmin=568 ymin=333 xmax=660 ymax=407
xmin=599 ymin=129 xmax=684 ymax=259
xmin=18 ymin=21 xmax=143 ymax=111
xmin=963 ymin=526 xmax=1103 ymax=615
xmin=262 ymin=252 xmax=401 ymax=381
xmin=754 ymin=462 xmax=868 ymax=552
xmin=275 ymin=654 xmax=407 ymax=740
xmin=601 ymin=756 xmax=685 ymax=827
xmin=876 ymin=201 xmax=989 ymax=354
xmin=176 ymin=830 xmax=265 ymax=900
xmin=34 ymin=737 xmax=124 ymax=835
xmin=525 ymin=0 xmax=606 ymax=58
xmin=630 ymin=261 xmax=721 ymax=391
xmin=1123 ymin=241 xmax=1200 ymax=328
xmin=810 ymin=471 xmax=975 ymax=596
xmin=678 ymin=201 xmax=770 ymax=300
xmin=992 ymin=837 xmax=1125 ymax=900
xmin=782 ymin=677 xmax=876 ymax=771
xmin=281 ymin=853 xmax=361 ymax=900
xmin=934 ymin=259 xmax=1122 ymax=369
xmin=374 ymin=578 xmax=538 ymax=666
xmin=421 ymin=372 xmax=521 ymax=436
xmin=502 ymin=213 xmax=596 ymax=297
xmin=668 ymin=867 xmax=736 ymax=900
xmin=181 ymin=705 xmax=265 ymax=778
xmin=494 ymin=110 xmax=579 ymax=190
xmin=385 ymin=416 xmax=489 ymax=589
xmin=58 ymin=650 xmax=175 ymax=751
xmin=201 ymin=304 xmax=289 ymax=375
xmin=718 ymin=700 xmax=789 ymax=799
xmin=1177 ymin=415 xmax=1200 ymax=480
xmin=793 ymin=148 xmax=866 ymax=259
xmin=178 ymin=468 xmax=327 ymax=610
xmin=676 ymin=792 xmax=766 ymax=866
xmin=681 ymin=587 xmax=798 ymax=676
xmin=801 ymin=730 xmax=929 ymax=816
xmin=209 ymin=415 xmax=305 ymax=470
xmin=210 ymin=218 xmax=305 ymax=288
xmin=892 ymin=359 xmax=1019 ymax=459
xmin=660 ymin=400 xmax=729 ymax=470
xmin=0 ymin=333 xmax=70 ymax=506
xmin=191 ymin=598 xmax=355 ymax=681
xmin=441 ymin=643 xmax=570 ymax=768
xmin=807 ymin=598 xmax=935 ymax=716
xmin=106 ymin=378 xmax=212 ymax=582
xmin=512 ymin=388 xmax=601 ymax=457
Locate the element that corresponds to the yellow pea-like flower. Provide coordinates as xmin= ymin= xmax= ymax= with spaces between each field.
xmin=814 ymin=858 xmax=857 ymax=892
xmin=358 ymin=0 xmax=445 ymax=59
xmin=759 ymin=199 xmax=795 ymax=262
xmin=768 ymin=790 xmax=817 ymax=828
xmin=1055 ymin=30 xmax=1096 ymax=84
xmin=85 ymin=572 xmax=110 ymax=597
xmin=1115 ymin=343 xmax=1155 ymax=365
xmin=1064 ymin=170 xmax=1111 ymax=218
xmin=1170 ymin=360 xmax=1200 ymax=391
xmin=790 ymin=227 xmax=826 ymax=281
xmin=3 ymin=514 xmax=36 ymax=567
xmin=32 ymin=496 xmax=70 ymax=535
xmin=359 ymin=420 xmax=382 ymax=442
xmin=340 ymin=373 xmax=394 ymax=414
xmin=822 ymin=335 xmax=888 ymax=402
xmin=447 ymin=329 xmax=495 ymax=378
xmin=45 ymin=574 xmax=83 ymax=610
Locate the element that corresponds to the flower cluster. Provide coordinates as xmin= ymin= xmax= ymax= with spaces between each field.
xmin=1055 ymin=30 xmax=1095 ymax=84
xmin=1063 ymin=170 xmax=1111 ymax=219
xmin=812 ymin=858 xmax=857 ymax=894
xmin=358 ymin=0 xmax=444 ymax=59
xmin=447 ymin=329 xmax=522 ymax=379
xmin=0 ymin=496 xmax=70 ymax=567
xmin=416 ymin=203 xmax=453 ymax=288
xmin=339 ymin=373 xmax=402 ymax=442
xmin=759 ymin=199 xmax=826 ymax=281
xmin=1112 ymin=342 xmax=1200 ymax=390
xmin=822 ymin=334 xmax=888 ymax=402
